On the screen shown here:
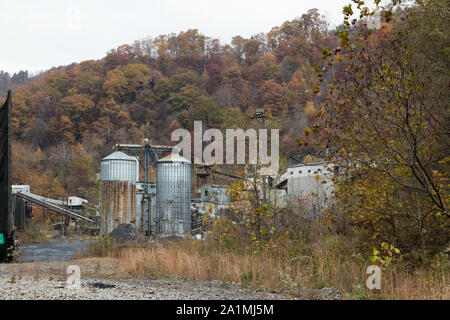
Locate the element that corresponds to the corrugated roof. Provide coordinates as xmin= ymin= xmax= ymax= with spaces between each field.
xmin=204 ymin=183 xmax=229 ymax=189
xmin=157 ymin=153 xmax=191 ymax=163
xmin=102 ymin=151 xmax=136 ymax=161
xmin=289 ymin=160 xmax=326 ymax=168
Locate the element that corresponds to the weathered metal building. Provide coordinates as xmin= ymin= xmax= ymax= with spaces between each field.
xmin=196 ymin=184 xmax=229 ymax=216
xmin=277 ymin=161 xmax=335 ymax=218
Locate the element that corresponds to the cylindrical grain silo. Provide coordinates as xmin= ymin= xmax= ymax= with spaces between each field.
xmin=156 ymin=154 xmax=191 ymax=234
xmin=100 ymin=151 xmax=138 ymax=233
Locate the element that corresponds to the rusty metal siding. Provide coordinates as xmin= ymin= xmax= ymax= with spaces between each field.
xmin=100 ymin=151 xmax=138 ymax=233
xmin=100 ymin=181 xmax=136 ymax=233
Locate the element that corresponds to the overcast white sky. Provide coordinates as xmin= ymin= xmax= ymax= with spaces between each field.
xmin=0 ymin=0 xmax=383 ymax=75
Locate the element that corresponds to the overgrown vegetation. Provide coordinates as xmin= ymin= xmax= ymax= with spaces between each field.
xmin=86 ymin=223 xmax=448 ymax=299
xmin=306 ymin=0 xmax=449 ymax=256
xmin=86 ymin=234 xmax=122 ymax=257
xmin=16 ymin=220 xmax=55 ymax=244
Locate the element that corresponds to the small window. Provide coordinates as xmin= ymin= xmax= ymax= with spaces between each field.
xmin=308 ymin=170 xmax=311 ymax=173
xmin=204 ymin=190 xmax=208 ymax=197
xmin=318 ymin=169 xmax=322 ymax=172
xmin=290 ymin=171 xmax=293 ymax=175
xmin=299 ymin=170 xmax=302 ymax=174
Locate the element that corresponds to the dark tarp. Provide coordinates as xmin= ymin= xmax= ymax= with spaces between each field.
xmin=0 ymin=90 xmax=13 ymax=262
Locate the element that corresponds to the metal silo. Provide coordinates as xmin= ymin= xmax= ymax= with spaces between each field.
xmin=100 ymin=151 xmax=138 ymax=233
xmin=156 ymin=154 xmax=191 ymax=234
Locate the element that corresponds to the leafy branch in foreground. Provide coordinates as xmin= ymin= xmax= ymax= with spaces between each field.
xmin=312 ymin=0 xmax=449 ymax=254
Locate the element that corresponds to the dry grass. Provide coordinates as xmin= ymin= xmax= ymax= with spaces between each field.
xmin=16 ymin=222 xmax=55 ymax=244
xmin=0 ymin=257 xmax=117 ymax=283
xmin=90 ymin=238 xmax=449 ymax=300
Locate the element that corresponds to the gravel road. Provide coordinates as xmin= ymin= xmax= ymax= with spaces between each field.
xmin=1 ymin=247 xmax=295 ymax=300
xmin=0 ymin=239 xmax=341 ymax=300
xmin=18 ymin=240 xmax=90 ymax=262
xmin=0 ymin=275 xmax=291 ymax=300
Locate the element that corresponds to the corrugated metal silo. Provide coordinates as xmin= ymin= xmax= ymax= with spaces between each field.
xmin=100 ymin=151 xmax=138 ymax=233
xmin=156 ymin=154 xmax=191 ymax=234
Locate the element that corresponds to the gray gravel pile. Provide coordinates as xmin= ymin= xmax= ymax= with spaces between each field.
xmin=109 ymin=224 xmax=147 ymax=245
xmin=0 ymin=276 xmax=293 ymax=300
xmin=319 ymin=287 xmax=342 ymax=300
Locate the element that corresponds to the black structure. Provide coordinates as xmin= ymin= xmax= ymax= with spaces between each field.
xmin=0 ymin=90 xmax=14 ymax=262
xmin=12 ymin=195 xmax=32 ymax=231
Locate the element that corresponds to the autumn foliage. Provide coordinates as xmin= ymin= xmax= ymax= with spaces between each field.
xmin=3 ymin=9 xmax=330 ymax=201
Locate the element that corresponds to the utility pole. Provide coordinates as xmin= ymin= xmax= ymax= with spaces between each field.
xmin=250 ymin=108 xmax=268 ymax=204
xmin=250 ymin=108 xmax=266 ymax=129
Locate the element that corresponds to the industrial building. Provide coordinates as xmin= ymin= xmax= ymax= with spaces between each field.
xmin=98 ymin=143 xmax=338 ymax=236
xmin=68 ymin=196 xmax=88 ymax=210
xmin=12 ymin=185 xmax=30 ymax=194
xmin=277 ymin=161 xmax=335 ymax=218
xmin=11 ymin=149 xmax=337 ymax=239
xmin=194 ymin=184 xmax=229 ymax=216
xmin=10 ymin=149 xmax=337 ymax=240
xmin=99 ymin=148 xmax=193 ymax=236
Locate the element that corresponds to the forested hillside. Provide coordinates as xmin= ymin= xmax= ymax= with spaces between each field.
xmin=0 ymin=70 xmax=29 ymax=96
xmin=4 ymin=9 xmax=333 ymax=201
xmin=2 ymin=0 xmax=448 ymax=298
